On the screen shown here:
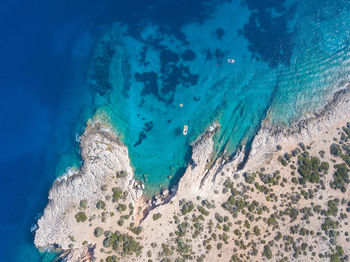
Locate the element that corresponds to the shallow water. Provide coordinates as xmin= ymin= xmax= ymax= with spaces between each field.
xmin=88 ymin=0 xmax=350 ymax=192
xmin=1 ymin=0 xmax=350 ymax=261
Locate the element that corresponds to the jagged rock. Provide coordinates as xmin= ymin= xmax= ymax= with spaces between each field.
xmin=34 ymin=116 xmax=142 ymax=254
xmin=161 ymin=189 xmax=169 ymax=198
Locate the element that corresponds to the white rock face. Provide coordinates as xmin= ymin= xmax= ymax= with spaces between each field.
xmin=175 ymin=122 xmax=221 ymax=197
xmin=34 ymin=117 xmax=140 ymax=250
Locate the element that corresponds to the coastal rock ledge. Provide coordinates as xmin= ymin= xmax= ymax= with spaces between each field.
xmin=34 ymin=117 xmax=142 ymax=256
xmin=35 ymin=88 xmax=350 ymax=262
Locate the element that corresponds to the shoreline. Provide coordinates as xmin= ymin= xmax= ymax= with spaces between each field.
xmin=34 ymin=86 xmax=350 ymax=261
xmin=247 ymin=86 xmax=350 ymax=168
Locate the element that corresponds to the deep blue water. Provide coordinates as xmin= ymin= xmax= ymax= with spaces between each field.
xmin=1 ymin=0 xmax=350 ymax=261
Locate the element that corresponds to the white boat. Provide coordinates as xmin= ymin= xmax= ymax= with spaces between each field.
xmin=227 ymin=58 xmax=235 ymax=63
xmin=183 ymin=125 xmax=188 ymax=136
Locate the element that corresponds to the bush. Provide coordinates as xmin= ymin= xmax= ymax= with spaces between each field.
xmin=253 ymin=226 xmax=260 ymax=236
xmin=319 ymin=161 xmax=329 ymax=172
xmin=321 ymin=217 xmax=339 ymax=231
xmin=197 ymin=205 xmax=209 ymax=216
xmin=181 ymin=201 xmax=194 ymax=215
xmin=112 ymin=187 xmax=123 ymax=202
xmin=177 ymin=222 xmax=189 ymax=236
xmin=128 ymin=226 xmax=143 ymax=235
xmin=118 ymin=204 xmax=127 ymax=212
xmin=96 ymin=200 xmax=106 ymax=209
xmin=331 ymin=163 xmax=349 ymax=192
xmin=215 ymin=213 xmax=224 ymax=223
xmin=325 ymin=199 xmax=338 ymax=216
xmin=103 ymin=231 xmax=143 ymax=256
xmin=162 ymin=243 xmax=173 ymax=256
xmin=79 ymin=199 xmax=87 ymax=209
xmin=278 ymin=156 xmax=288 ymax=166
xmin=299 ymin=142 xmax=306 ymax=151
xmin=94 ymin=227 xmax=104 ymax=237
xmin=153 ymin=213 xmax=162 ymax=220
xmin=223 ymin=224 xmax=230 ymax=232
xmin=233 ymin=229 xmax=241 ymax=237
xmin=297 ymin=156 xmax=321 ymax=183
xmin=243 ymin=172 xmax=256 ymax=184
xmin=330 ymin=253 xmax=340 ymax=262
xmin=274 ymin=232 xmax=282 ymax=241
xmin=217 ymin=243 xmax=223 ymax=249
xmin=75 ymin=212 xmax=87 ymax=222
xmin=106 ymin=255 xmax=118 ymax=262
xmin=262 ymin=245 xmax=272 ymax=259
xmin=118 ymin=219 xmax=124 ymax=226
xmin=116 ymin=170 xmax=127 ymax=178
xmin=330 ymin=144 xmax=341 ymax=156
xmin=319 ymin=150 xmax=325 ymax=158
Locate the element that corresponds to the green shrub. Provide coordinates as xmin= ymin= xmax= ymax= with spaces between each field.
xmin=118 ymin=219 xmax=124 ymax=226
xmin=96 ymin=200 xmax=106 ymax=209
xmin=267 ymin=215 xmax=278 ymax=226
xmin=75 ymin=212 xmax=87 ymax=222
xmin=297 ymin=155 xmax=321 ymax=183
xmin=274 ymin=232 xmax=282 ymax=241
xmin=177 ymin=222 xmax=189 ymax=236
xmin=197 ymin=205 xmax=209 ymax=216
xmin=118 ymin=203 xmax=127 ymax=212
xmin=253 ymin=226 xmax=260 ymax=236
xmin=152 ymin=213 xmax=162 ymax=220
xmin=103 ymin=231 xmax=142 ymax=256
xmin=214 ymin=213 xmax=223 ymax=223
xmin=116 ymin=170 xmax=127 ymax=178
xmin=341 ymin=154 xmax=350 ymax=168
xmin=319 ymin=161 xmax=329 ymax=172
xmin=321 ymin=217 xmax=339 ymax=231
xmin=278 ymin=156 xmax=288 ymax=166
xmin=319 ymin=150 xmax=325 ymax=158
xmin=330 ymin=144 xmax=341 ymax=156
xmin=324 ymin=199 xmax=338 ymax=216
xmin=181 ymin=201 xmax=194 ymax=215
xmin=162 ymin=243 xmax=173 ymax=256
xmin=233 ymin=229 xmax=241 ymax=237
xmin=111 ymin=187 xmax=123 ymax=202
xmin=223 ymin=224 xmax=230 ymax=232
xmin=330 ymin=253 xmax=340 ymax=262
xmin=105 ymin=255 xmax=118 ymax=262
xmin=262 ymin=245 xmax=272 ymax=259
xmin=128 ymin=226 xmax=143 ymax=235
xmin=94 ymin=227 xmax=104 ymax=237
xmin=243 ymin=172 xmax=256 ymax=184
xmin=331 ymin=163 xmax=349 ymax=192
xmin=79 ymin=199 xmax=87 ymax=209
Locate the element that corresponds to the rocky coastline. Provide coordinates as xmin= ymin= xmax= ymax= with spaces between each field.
xmin=248 ymin=86 xmax=350 ymax=167
xmin=35 ymin=87 xmax=350 ymax=262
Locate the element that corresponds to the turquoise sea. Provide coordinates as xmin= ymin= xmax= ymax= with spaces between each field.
xmin=1 ymin=0 xmax=350 ymax=261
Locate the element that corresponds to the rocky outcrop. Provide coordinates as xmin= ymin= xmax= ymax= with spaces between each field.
xmin=176 ymin=122 xmax=223 ymax=197
xmin=248 ymin=87 xmax=350 ymax=167
xmin=34 ymin=117 xmax=222 ymax=259
xmin=34 ymin=115 xmax=142 ymax=252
